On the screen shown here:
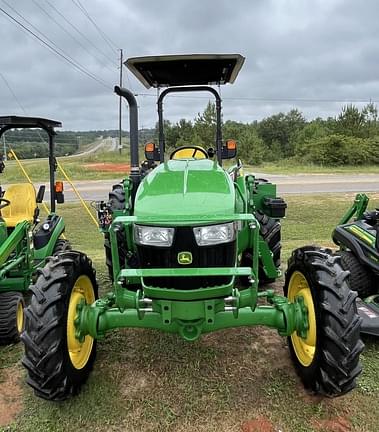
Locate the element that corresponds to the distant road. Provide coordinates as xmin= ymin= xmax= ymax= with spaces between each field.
xmin=257 ymin=173 xmax=379 ymax=195
xmin=40 ymin=173 xmax=379 ymax=202
xmin=5 ymin=137 xmax=111 ymax=165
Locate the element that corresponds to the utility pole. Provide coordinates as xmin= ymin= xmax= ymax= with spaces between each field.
xmin=118 ymin=48 xmax=123 ymax=155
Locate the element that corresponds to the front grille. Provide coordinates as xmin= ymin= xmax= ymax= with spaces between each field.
xmin=136 ymin=226 xmax=236 ymax=289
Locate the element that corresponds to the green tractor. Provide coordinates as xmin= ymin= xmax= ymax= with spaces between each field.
xmin=22 ymin=55 xmax=363 ymax=400
xmin=0 ymin=116 xmax=70 ymax=344
xmin=333 ymin=193 xmax=379 ymax=336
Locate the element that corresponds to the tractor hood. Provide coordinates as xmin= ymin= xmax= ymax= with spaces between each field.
xmin=134 ymin=159 xmax=235 ymax=219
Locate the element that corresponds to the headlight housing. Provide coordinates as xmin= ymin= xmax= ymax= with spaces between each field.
xmin=193 ymin=222 xmax=236 ymax=246
xmin=134 ymin=225 xmax=174 ymax=247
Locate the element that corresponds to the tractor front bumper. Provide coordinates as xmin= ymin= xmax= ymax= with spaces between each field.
xmin=76 ymin=275 xmax=309 ymax=342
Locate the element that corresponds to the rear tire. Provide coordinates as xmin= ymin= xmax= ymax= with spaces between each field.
xmin=109 ymin=184 xmax=125 ymax=210
xmin=53 ymin=239 xmax=71 ymax=255
xmin=21 ymin=251 xmax=98 ymax=400
xmin=104 ymin=233 xmax=127 ymax=281
xmin=241 ymin=211 xmax=281 ymax=286
xmin=284 ymin=246 xmax=363 ymax=396
xmin=339 ymin=250 xmax=374 ymax=298
xmin=104 ymin=184 xmax=127 ymax=281
xmin=0 ymin=292 xmax=24 ymax=344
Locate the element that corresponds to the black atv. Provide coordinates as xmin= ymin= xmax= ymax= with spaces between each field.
xmin=333 ymin=193 xmax=379 ymax=336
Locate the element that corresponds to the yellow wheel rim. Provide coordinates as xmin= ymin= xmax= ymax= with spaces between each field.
xmin=16 ymin=300 xmax=24 ymax=333
xmin=67 ymin=275 xmax=95 ymax=370
xmin=288 ymin=271 xmax=317 ymax=367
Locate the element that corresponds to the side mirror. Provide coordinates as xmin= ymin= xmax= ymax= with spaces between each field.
xmin=55 ymin=181 xmax=64 ymax=204
xmin=144 ymin=142 xmax=160 ymax=161
xmin=36 ymin=185 xmax=46 ymax=203
xmin=221 ymin=139 xmax=237 ymax=159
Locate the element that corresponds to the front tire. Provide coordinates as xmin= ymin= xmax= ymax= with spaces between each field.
xmin=21 ymin=251 xmax=98 ymax=400
xmin=0 ymin=292 xmax=25 ymax=344
xmin=284 ymin=246 xmax=363 ymax=396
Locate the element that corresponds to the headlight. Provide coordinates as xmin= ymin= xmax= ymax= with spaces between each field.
xmin=134 ymin=225 xmax=174 ymax=247
xmin=193 ymin=222 xmax=236 ymax=246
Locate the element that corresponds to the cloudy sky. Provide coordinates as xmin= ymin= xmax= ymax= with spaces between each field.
xmin=1 ymin=0 xmax=379 ymax=131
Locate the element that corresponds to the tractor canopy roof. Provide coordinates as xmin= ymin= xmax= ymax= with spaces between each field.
xmin=0 ymin=116 xmax=61 ymax=132
xmin=125 ymin=54 xmax=245 ymax=89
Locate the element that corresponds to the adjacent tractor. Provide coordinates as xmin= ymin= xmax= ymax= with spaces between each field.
xmin=0 ymin=116 xmax=70 ymax=344
xmin=333 ymin=193 xmax=379 ymax=336
xmin=22 ymin=55 xmax=363 ymax=400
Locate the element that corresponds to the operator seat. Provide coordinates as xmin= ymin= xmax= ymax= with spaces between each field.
xmin=170 ymin=146 xmax=208 ymax=160
xmin=1 ymin=183 xmax=37 ymax=227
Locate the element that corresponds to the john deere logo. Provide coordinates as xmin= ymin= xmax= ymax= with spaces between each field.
xmin=178 ymin=251 xmax=192 ymax=265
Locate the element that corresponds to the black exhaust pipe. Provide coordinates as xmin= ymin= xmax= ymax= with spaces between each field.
xmin=114 ymin=86 xmax=139 ymax=169
xmin=114 ymin=86 xmax=140 ymax=204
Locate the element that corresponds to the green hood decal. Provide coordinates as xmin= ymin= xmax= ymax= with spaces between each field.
xmin=134 ymin=159 xmax=235 ymax=218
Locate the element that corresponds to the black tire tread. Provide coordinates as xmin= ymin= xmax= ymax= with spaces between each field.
xmin=21 ymin=251 xmax=98 ymax=401
xmin=339 ymin=250 xmax=374 ymax=298
xmin=109 ymin=184 xmax=125 ymax=210
xmin=104 ymin=184 xmax=127 ymax=281
xmin=53 ymin=239 xmax=72 ymax=255
xmin=0 ymin=291 xmax=24 ymax=344
xmin=284 ymin=246 xmax=363 ymax=397
xmin=240 ymin=210 xmax=282 ymax=286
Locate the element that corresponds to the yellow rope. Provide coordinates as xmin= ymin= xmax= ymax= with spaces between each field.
xmin=9 ymin=148 xmax=67 ymax=239
xmin=9 ymin=148 xmax=99 ymax=232
xmin=56 ymin=160 xmax=99 ymax=228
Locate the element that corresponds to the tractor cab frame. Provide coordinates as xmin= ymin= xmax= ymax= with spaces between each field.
xmin=0 ymin=116 xmax=69 ymax=344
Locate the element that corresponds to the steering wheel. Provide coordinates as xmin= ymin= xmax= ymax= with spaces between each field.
xmin=0 ymin=198 xmax=10 ymax=210
xmin=170 ymin=146 xmax=208 ymax=160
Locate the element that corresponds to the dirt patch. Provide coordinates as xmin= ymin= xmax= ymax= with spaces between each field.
xmin=241 ymin=416 xmax=275 ymax=432
xmin=84 ymin=162 xmax=130 ymax=172
xmin=0 ymin=366 xmax=23 ymax=426
xmin=120 ymin=374 xmax=151 ymax=399
xmin=312 ymin=416 xmax=352 ymax=432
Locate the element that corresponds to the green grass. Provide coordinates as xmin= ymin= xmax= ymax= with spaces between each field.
xmin=250 ymin=161 xmax=379 ymax=174
xmin=0 ymin=194 xmax=378 ymax=431
xmin=2 ymin=158 xmax=128 ymax=183
xmin=2 ymin=150 xmax=379 ymax=184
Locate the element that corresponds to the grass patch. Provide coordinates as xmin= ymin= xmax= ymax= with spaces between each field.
xmin=2 ymin=151 xmax=379 ymax=184
xmin=0 ymin=194 xmax=378 ymax=431
xmin=251 ymin=161 xmax=379 ymax=174
xmin=2 ymin=158 xmax=128 ymax=182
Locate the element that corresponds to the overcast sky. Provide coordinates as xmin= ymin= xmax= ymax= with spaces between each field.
xmin=1 ymin=0 xmax=379 ymax=131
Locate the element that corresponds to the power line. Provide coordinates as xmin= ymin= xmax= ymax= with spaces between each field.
xmin=2 ymin=0 xmax=111 ymax=88
xmin=135 ymin=92 xmax=379 ymax=104
xmin=0 ymin=70 xmax=48 ymax=155
xmin=70 ymin=0 xmax=131 ymax=91
xmin=1 ymin=65 xmax=80 ymax=146
xmin=0 ymin=71 xmax=27 ymax=114
xmin=44 ymin=0 xmax=118 ymax=67
xmin=0 ymin=3 xmax=112 ymax=90
xmin=32 ymin=0 xmax=116 ymax=74
xmin=71 ymin=0 xmax=118 ymax=54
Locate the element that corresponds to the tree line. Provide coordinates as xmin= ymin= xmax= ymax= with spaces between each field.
xmin=156 ymin=102 xmax=379 ymax=166
xmin=3 ymin=103 xmax=378 ymax=165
